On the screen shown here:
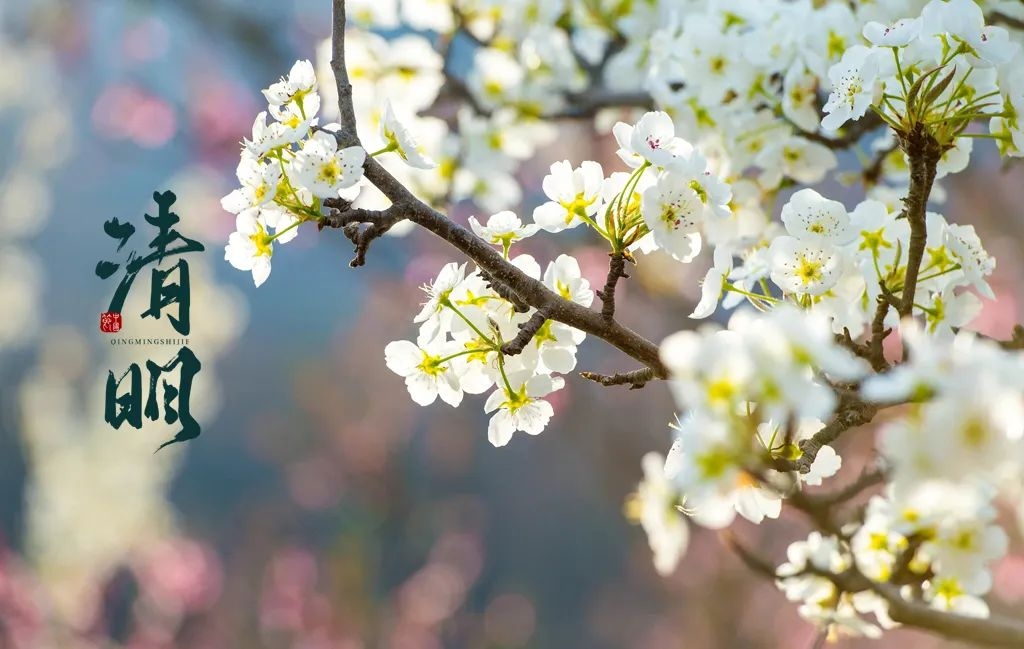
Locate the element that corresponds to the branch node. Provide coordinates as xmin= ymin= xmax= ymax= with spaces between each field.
xmin=596 ymin=252 xmax=631 ymax=322
xmin=500 ymin=312 xmax=548 ymax=356
xmin=579 ymin=367 xmax=655 ymax=389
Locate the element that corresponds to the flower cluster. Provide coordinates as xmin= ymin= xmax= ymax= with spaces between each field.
xmin=629 ymin=305 xmax=869 ymax=579
xmin=384 ymin=111 xmax=734 ymax=445
xmin=652 ymin=306 xmax=864 ymax=533
xmin=385 ymin=248 xmax=594 ymax=447
xmin=693 ymin=186 xmax=994 ymax=342
xmin=762 ymin=325 xmax=1024 ymax=636
xmin=228 ymin=1 xmax=1024 ymax=643
xmin=222 ymin=61 xmax=365 ymax=286
xmin=824 ymin=0 xmax=1022 ymax=156
xmin=222 ymin=61 xmax=442 ymax=286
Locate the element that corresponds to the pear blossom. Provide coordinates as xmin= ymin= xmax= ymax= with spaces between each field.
xmin=780 ymin=188 xmax=854 ymax=245
xmin=863 ymin=18 xmax=922 ymax=47
xmin=379 ymin=100 xmax=436 ymax=169
xmin=633 ymin=452 xmax=689 ymax=576
xmin=224 ymin=210 xmax=275 ymax=287
xmin=467 ymin=48 xmax=525 ymax=109
xmin=220 ymin=154 xmax=282 ymax=214
xmin=543 ymin=254 xmax=594 ymax=308
xmin=244 ymin=111 xmax=290 ymax=159
xmin=924 ymin=574 xmax=991 ymax=617
xmin=801 ymin=445 xmax=841 ymax=487
xmin=640 ymin=174 xmax=704 ymax=262
xmin=532 ymin=160 xmax=604 ymax=233
xmin=945 ymin=223 xmax=995 ymax=299
xmin=756 ymin=136 xmax=838 ymax=187
xmin=292 ymin=131 xmax=366 ymax=198
xmin=262 ymin=59 xmax=317 ymax=106
xmin=484 ymin=373 xmax=563 ymax=447
xmin=821 ymin=46 xmax=879 ymax=131
xmin=666 ymin=413 xmax=782 ymax=529
xmin=468 ymin=210 xmax=539 ymax=255
xmin=384 ymin=338 xmax=465 ymax=407
xmin=923 ymin=0 xmax=1018 ymax=68
xmin=690 ymin=247 xmax=733 ymax=319
xmin=613 ymin=111 xmax=688 ymax=168
xmin=269 ymin=93 xmax=320 ymax=141
xmin=768 ymin=237 xmax=844 ymax=296
xmin=414 ymin=262 xmax=467 ymax=343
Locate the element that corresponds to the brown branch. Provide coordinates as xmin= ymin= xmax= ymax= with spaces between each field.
xmin=868 ymin=289 xmax=893 ymax=372
xmin=596 ymin=252 xmax=630 ymax=322
xmin=479 ymin=270 xmax=530 ymax=313
xmin=802 ymin=113 xmax=884 ymax=149
xmin=863 ymin=141 xmax=898 ymax=188
xmin=771 ymin=390 xmax=878 ymax=474
xmin=779 ymin=492 xmax=1024 ymax=647
xmin=579 ymin=367 xmax=655 ymax=389
xmin=500 ymin=312 xmax=547 ymax=356
xmin=329 ymin=1 xmax=357 ymax=140
xmin=551 ymin=89 xmax=653 ymax=119
xmin=896 ymin=124 xmax=943 ymax=322
xmin=320 ymin=202 xmax=405 ymax=267
xmin=829 ymin=570 xmax=1024 ymax=648
xmin=720 ymin=531 xmax=778 ymax=579
xmin=796 ymin=400 xmax=878 ymax=472
xmin=990 ymin=11 xmax=1024 ymax=32
xmin=328 ymin=0 xmax=667 ymax=378
xmin=808 ymin=465 xmax=886 ymax=508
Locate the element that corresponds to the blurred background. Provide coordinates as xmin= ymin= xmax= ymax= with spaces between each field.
xmin=1 ymin=0 xmax=1024 ymax=647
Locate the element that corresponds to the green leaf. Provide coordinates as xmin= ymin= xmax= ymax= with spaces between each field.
xmin=923 ymin=66 xmax=958 ymax=108
xmin=906 ymin=65 xmax=941 ymax=112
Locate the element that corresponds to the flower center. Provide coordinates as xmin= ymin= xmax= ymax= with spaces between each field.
xmin=249 ymin=223 xmax=274 ymax=257
xmin=795 ymin=256 xmax=823 ymax=285
xmin=318 ymin=159 xmax=341 ymax=185
xmin=417 ymin=352 xmax=447 ymax=377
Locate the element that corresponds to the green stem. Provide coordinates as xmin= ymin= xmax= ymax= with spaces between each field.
xmin=893 ymin=47 xmax=910 ymax=98
xmin=370 ymin=143 xmax=398 ymax=157
xmin=913 ymin=263 xmax=962 ymax=284
xmin=443 ymin=300 xmax=497 ymax=347
xmin=437 ymin=348 xmax=487 ymax=364
xmin=724 ymin=282 xmax=779 ymax=303
xmin=496 ymin=352 xmax=516 ymax=395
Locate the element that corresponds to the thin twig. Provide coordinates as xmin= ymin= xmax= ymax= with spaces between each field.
xmin=896 ymin=124 xmax=943 ymax=323
xmin=320 ymin=203 xmax=405 ymax=266
xmin=328 ymin=0 xmax=667 ymax=377
xmin=480 ymin=270 xmax=530 ymax=313
xmin=579 ymin=367 xmax=656 ymax=389
xmin=868 ymin=289 xmax=893 ymax=372
xmin=720 ymin=530 xmax=778 ymax=579
xmin=500 ymin=312 xmax=547 ymax=355
xmin=802 ymin=114 xmax=884 ymax=149
xmin=596 ymin=252 xmax=630 ymax=322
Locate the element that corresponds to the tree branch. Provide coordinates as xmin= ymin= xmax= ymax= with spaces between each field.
xmin=802 ymin=113 xmax=884 ymax=149
xmin=772 ymin=390 xmax=879 ymax=474
xmin=990 ymin=11 xmax=1024 ymax=32
xmin=328 ymin=0 xmax=667 ymax=378
xmin=720 ymin=530 xmax=779 ymax=579
xmin=579 ymin=367 xmax=655 ymax=389
xmin=500 ymin=311 xmax=547 ymax=355
xmin=596 ymin=252 xmax=630 ymax=321
xmin=777 ymin=494 xmax=1024 ymax=647
xmin=826 ymin=569 xmax=1024 ymax=647
xmin=320 ymin=202 xmax=406 ymax=266
xmin=896 ymin=124 xmax=943 ymax=322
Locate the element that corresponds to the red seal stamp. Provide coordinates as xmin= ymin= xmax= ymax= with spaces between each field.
xmin=100 ymin=311 xmax=122 ymax=333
